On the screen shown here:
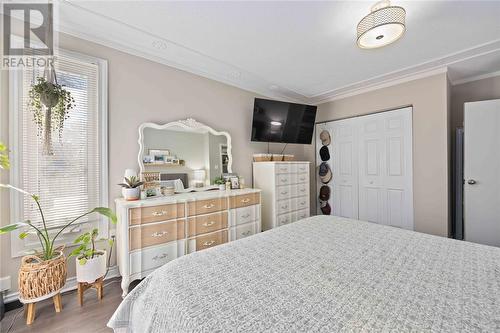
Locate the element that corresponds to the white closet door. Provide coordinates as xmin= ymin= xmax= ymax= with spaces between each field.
xmin=358 ymin=107 xmax=413 ymax=230
xmin=331 ymin=118 xmax=358 ymax=219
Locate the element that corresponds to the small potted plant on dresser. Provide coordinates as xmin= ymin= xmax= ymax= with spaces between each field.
xmin=214 ymin=176 xmax=226 ymax=190
xmin=119 ymin=176 xmax=143 ymax=200
xmin=71 ymin=228 xmax=114 ymax=306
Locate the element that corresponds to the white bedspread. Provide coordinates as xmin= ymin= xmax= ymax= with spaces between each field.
xmin=108 ymin=216 xmax=500 ymax=332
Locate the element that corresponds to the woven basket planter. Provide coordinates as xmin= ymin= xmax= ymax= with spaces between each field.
xmin=18 ymin=250 xmax=67 ymax=303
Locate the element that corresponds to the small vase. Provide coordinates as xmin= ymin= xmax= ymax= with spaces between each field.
xmin=76 ymin=251 xmax=107 ymax=283
xmin=218 ymin=184 xmax=225 ymax=191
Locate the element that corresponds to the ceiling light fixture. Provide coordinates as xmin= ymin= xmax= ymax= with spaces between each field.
xmin=270 ymin=121 xmax=282 ymax=126
xmin=357 ymin=0 xmax=406 ymax=49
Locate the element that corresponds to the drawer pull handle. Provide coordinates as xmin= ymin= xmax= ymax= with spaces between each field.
xmin=280 ymin=191 xmax=288 ymax=195
xmin=281 ymin=205 xmax=288 ymax=209
xmin=153 ymin=253 xmax=168 ymax=260
xmin=203 ymin=240 xmax=216 ymax=247
xmin=300 ymin=201 xmax=306 ymax=205
xmin=241 ymin=230 xmax=252 ymax=236
xmin=241 ymin=213 xmax=251 ymax=218
xmin=300 ymin=189 xmax=305 ymax=192
xmin=151 ymin=231 xmax=168 ymax=237
xmin=202 ymin=221 xmax=216 ymax=227
xmin=152 ymin=210 xmax=167 ymax=217
xmin=241 ymin=198 xmax=251 ymax=203
xmin=300 ymin=177 xmax=305 ymax=181
xmin=281 ymin=179 xmax=288 ymax=183
xmin=203 ymin=203 xmax=216 ymax=209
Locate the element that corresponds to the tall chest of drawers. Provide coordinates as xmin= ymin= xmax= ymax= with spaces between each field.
xmin=115 ymin=189 xmax=261 ymax=297
xmin=253 ymin=162 xmax=310 ymax=231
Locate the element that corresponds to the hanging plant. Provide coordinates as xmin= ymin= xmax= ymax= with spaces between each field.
xmin=29 ymin=77 xmax=75 ymax=155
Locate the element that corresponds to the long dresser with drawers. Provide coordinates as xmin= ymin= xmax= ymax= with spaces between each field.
xmin=115 ymin=188 xmax=261 ymax=296
xmin=253 ymin=162 xmax=310 ymax=231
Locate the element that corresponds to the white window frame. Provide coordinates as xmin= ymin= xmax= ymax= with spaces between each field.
xmin=9 ymin=49 xmax=109 ymax=258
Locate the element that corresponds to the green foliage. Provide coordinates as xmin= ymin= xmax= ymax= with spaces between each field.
xmin=69 ymin=228 xmax=113 ymax=265
xmin=29 ymin=77 xmax=75 ymax=139
xmin=213 ymin=176 xmax=225 ymax=185
xmin=118 ymin=176 xmax=144 ymax=189
xmin=0 ymin=142 xmax=9 ymax=170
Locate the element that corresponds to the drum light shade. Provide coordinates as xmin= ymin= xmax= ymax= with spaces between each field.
xmin=357 ymin=1 xmax=406 ymax=49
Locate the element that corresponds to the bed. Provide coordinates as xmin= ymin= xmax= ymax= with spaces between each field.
xmin=108 ymin=215 xmax=500 ymax=332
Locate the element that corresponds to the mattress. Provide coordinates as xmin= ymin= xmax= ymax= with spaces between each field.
xmin=108 ymin=215 xmax=500 ymax=332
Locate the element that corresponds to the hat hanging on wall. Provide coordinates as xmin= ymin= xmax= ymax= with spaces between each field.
xmin=319 ymin=200 xmax=331 ymax=215
xmin=318 ymin=162 xmax=332 ymax=184
xmin=319 ymin=130 xmax=331 ymax=146
xmin=319 ymin=146 xmax=330 ymax=161
xmin=319 ymin=185 xmax=330 ymax=201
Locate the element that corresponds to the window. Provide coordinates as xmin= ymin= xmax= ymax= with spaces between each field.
xmin=9 ymin=50 xmax=108 ymax=257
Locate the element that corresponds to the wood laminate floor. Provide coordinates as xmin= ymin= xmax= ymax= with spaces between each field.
xmin=0 ymin=278 xmax=125 ymax=333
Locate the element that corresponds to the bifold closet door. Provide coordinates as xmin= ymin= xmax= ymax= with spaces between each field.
xmin=357 ymin=107 xmax=413 ymax=230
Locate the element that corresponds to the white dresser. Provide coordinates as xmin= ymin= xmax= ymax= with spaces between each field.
xmin=253 ymin=162 xmax=310 ymax=231
xmin=115 ymin=188 xmax=261 ymax=296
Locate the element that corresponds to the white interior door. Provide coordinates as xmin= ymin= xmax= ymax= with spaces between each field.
xmin=358 ymin=108 xmax=413 ymax=230
xmin=331 ymin=119 xmax=358 ymax=219
xmin=464 ymin=99 xmax=500 ymax=247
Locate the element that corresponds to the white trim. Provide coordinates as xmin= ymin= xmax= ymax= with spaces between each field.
xmin=451 ymin=70 xmax=500 ymax=86
xmin=137 ymin=118 xmax=233 ymax=176
xmin=8 ymin=48 xmax=109 ymax=257
xmin=3 ymin=266 xmax=119 ymax=304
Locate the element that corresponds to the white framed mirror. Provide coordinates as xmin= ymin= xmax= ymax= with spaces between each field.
xmin=137 ymin=118 xmax=232 ymax=190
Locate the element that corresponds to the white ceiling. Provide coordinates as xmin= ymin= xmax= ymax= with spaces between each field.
xmin=22 ymin=1 xmax=500 ymax=103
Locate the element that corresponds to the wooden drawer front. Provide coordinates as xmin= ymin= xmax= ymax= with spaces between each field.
xmin=187 ymin=198 xmax=227 ymax=216
xmin=297 ymin=163 xmax=309 ymax=173
xmin=277 ymin=213 xmax=291 ymax=226
xmin=297 ymin=173 xmax=308 ymax=184
xmin=129 ymin=241 xmax=185 ymax=275
xmin=130 ymin=203 xmax=185 ymax=225
xmin=129 ymin=219 xmax=185 ymax=250
xmin=296 ymin=197 xmax=309 ymax=211
xmin=276 ymin=174 xmax=292 ymax=186
xmin=187 ymin=212 xmax=228 ymax=237
xmin=195 ymin=230 xmax=228 ymax=251
xmin=231 ymin=223 xmax=256 ymax=241
xmin=277 ymin=185 xmax=291 ymax=201
xmin=276 ymin=164 xmax=291 ymax=174
xmin=296 ymin=209 xmax=309 ymax=221
xmin=231 ymin=205 xmax=258 ymax=226
xmin=229 ymin=193 xmax=260 ymax=209
xmin=297 ymin=183 xmax=308 ymax=197
xmin=277 ymin=199 xmax=291 ymax=215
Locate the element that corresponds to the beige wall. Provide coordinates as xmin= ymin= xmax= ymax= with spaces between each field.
xmin=0 ymin=25 xmax=310 ymax=293
xmin=310 ymin=73 xmax=450 ymax=237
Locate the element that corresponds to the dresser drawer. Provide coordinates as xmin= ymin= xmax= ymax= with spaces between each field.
xmin=296 ymin=173 xmax=308 ymax=184
xmin=230 ymin=205 xmax=258 ymax=226
xmin=295 ymin=209 xmax=310 ymax=221
xmin=276 ymin=185 xmax=291 ymax=201
xmin=296 ymin=197 xmax=309 ymax=211
xmin=277 ymin=199 xmax=291 ymax=215
xmin=297 ymin=163 xmax=309 ymax=173
xmin=187 ymin=211 xmax=228 ymax=237
xmin=275 ymin=163 xmax=291 ymax=174
xmin=229 ymin=222 xmax=256 ymax=241
xmin=188 ymin=230 xmax=228 ymax=253
xmin=129 ymin=241 xmax=185 ymax=275
xmin=229 ymin=193 xmax=260 ymax=208
xmin=129 ymin=219 xmax=185 ymax=250
xmin=129 ymin=203 xmax=185 ymax=225
xmin=187 ymin=198 xmax=227 ymax=216
xmin=277 ymin=213 xmax=291 ymax=226
xmin=276 ymin=174 xmax=292 ymax=186
xmin=297 ymin=183 xmax=308 ymax=197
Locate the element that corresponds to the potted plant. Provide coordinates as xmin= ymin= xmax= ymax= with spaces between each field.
xmin=29 ymin=77 xmax=75 ymax=155
xmin=214 ymin=176 xmax=226 ymax=190
xmin=70 ymin=228 xmax=113 ymax=283
xmin=119 ymin=176 xmax=143 ymax=200
xmin=0 ymin=142 xmax=117 ymax=302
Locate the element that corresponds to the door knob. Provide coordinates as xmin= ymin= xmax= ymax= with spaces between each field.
xmin=467 ymin=179 xmax=476 ymax=185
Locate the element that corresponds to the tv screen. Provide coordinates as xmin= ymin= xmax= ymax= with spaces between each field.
xmin=251 ymin=98 xmax=317 ymax=144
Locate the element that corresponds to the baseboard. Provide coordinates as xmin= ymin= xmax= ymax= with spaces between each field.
xmin=4 ymin=266 xmax=120 ymax=304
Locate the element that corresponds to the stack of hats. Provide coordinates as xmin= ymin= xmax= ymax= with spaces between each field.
xmin=318 ymin=129 xmax=331 ymax=215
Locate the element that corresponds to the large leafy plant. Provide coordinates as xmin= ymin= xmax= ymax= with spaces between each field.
xmin=0 ymin=141 xmax=117 ymax=261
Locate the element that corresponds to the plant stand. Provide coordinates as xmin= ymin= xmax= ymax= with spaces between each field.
xmin=23 ymin=292 xmax=62 ymax=325
xmin=77 ymin=277 xmax=103 ymax=306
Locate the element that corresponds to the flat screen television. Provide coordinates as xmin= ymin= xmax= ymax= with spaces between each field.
xmin=251 ymin=98 xmax=317 ymax=144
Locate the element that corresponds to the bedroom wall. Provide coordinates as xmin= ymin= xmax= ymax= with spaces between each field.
xmin=0 ymin=18 xmax=310 ymax=294
xmin=311 ymin=73 xmax=450 ymax=237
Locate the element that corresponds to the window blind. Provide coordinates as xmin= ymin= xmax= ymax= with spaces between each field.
xmin=19 ymin=54 xmax=101 ymax=231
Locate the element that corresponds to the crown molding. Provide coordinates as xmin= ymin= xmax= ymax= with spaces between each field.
xmin=451 ymin=70 xmax=500 ymax=86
